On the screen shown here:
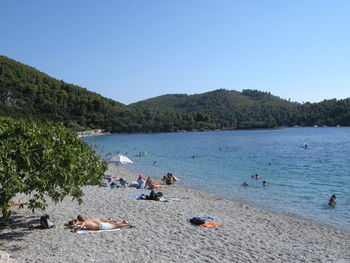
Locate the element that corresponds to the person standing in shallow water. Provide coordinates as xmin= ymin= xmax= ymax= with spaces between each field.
xmin=162 ymin=173 xmax=180 ymax=185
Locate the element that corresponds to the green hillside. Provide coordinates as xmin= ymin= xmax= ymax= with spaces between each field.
xmin=132 ymin=89 xmax=350 ymax=129
xmin=0 ymin=56 xmax=131 ymax=132
xmin=130 ymin=89 xmax=301 ymax=129
xmin=1 ymin=55 xmax=349 ymax=132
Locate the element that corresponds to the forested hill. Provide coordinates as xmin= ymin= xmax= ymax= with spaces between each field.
xmin=130 ymin=89 xmax=299 ymax=129
xmin=130 ymin=89 xmax=350 ymax=128
xmin=130 ymin=89 xmax=289 ymax=110
xmin=0 ymin=55 xmax=131 ymax=131
xmin=1 ymin=55 xmax=349 ymax=133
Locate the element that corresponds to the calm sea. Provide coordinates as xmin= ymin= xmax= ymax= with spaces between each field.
xmin=84 ymin=127 xmax=350 ymax=231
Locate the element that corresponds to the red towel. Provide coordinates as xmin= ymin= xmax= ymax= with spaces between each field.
xmin=200 ymin=222 xmax=223 ymax=228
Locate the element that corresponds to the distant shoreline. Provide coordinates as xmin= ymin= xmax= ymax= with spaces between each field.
xmin=80 ymin=125 xmax=346 ymax=138
xmin=77 ymin=132 xmax=110 ymax=139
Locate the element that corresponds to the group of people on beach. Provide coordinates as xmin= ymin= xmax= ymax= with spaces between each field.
xmin=137 ymin=174 xmax=162 ymax=189
xmin=66 ymin=172 xmax=181 ymax=232
xmin=137 ymin=173 xmax=180 ymax=188
xmin=107 ymin=172 xmax=180 ymax=190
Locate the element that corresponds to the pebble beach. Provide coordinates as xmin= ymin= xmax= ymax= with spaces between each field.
xmin=1 ymin=164 xmax=349 ymax=263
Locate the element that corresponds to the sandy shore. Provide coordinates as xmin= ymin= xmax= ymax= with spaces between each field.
xmin=1 ymin=165 xmax=349 ymax=263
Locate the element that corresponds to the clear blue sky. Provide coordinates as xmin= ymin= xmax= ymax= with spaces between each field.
xmin=1 ymin=0 xmax=349 ymax=104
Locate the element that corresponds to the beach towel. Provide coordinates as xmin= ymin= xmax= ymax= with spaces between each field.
xmin=129 ymin=194 xmax=183 ymax=202
xmin=157 ymin=196 xmax=183 ymax=202
xmin=76 ymin=229 xmax=121 ymax=234
xmin=130 ymin=193 xmax=142 ymax=198
xmin=199 ymin=222 xmax=223 ymax=228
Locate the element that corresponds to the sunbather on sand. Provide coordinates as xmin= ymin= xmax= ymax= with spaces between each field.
xmin=68 ymin=216 xmax=133 ymax=232
xmin=145 ymin=176 xmax=161 ymax=189
xmin=76 ymin=215 xmax=117 ymax=222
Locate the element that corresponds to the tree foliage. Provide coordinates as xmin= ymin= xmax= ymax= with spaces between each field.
xmin=0 ymin=117 xmax=107 ymax=218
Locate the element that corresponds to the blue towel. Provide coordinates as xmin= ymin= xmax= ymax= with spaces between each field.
xmin=129 ymin=194 xmax=142 ymax=198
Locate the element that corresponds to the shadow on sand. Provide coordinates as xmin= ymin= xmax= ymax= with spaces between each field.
xmin=0 ymin=211 xmax=41 ymax=248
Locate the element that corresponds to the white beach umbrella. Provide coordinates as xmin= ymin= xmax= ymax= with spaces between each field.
xmin=107 ymin=154 xmax=133 ymax=165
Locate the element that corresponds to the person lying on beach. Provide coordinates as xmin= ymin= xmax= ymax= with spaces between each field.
xmin=0 ymin=200 xmax=27 ymax=210
xmin=68 ymin=216 xmax=133 ymax=232
xmin=137 ymin=190 xmax=163 ymax=201
xmin=328 ymin=195 xmax=336 ymax=207
xmin=145 ymin=176 xmax=161 ymax=189
xmin=118 ymin=178 xmax=128 ymax=188
xmin=67 ymin=215 xmax=128 ymax=225
xmin=162 ymin=173 xmax=180 ymax=185
xmin=77 ymin=215 xmax=116 ymax=222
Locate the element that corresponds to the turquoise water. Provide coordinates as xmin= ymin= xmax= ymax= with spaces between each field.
xmin=84 ymin=128 xmax=350 ymax=231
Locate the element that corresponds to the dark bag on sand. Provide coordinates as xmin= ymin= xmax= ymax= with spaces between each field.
xmin=189 ymin=217 xmax=205 ymax=225
xmin=40 ymin=214 xmax=55 ymax=229
xmin=147 ymin=190 xmax=158 ymax=201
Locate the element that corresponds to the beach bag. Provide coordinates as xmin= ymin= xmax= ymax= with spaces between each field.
xmin=40 ymin=214 xmax=55 ymax=229
xmin=189 ymin=217 xmax=205 ymax=225
xmin=148 ymin=190 xmax=158 ymax=200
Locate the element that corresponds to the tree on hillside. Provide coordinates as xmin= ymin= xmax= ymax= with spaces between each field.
xmin=0 ymin=117 xmax=107 ymax=218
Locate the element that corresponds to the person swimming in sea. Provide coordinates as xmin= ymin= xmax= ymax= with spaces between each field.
xmin=251 ymin=173 xmax=260 ymax=179
xmin=328 ymin=194 xmax=336 ymax=207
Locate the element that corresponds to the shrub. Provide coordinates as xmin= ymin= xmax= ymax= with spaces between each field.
xmin=0 ymin=117 xmax=107 ymax=218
